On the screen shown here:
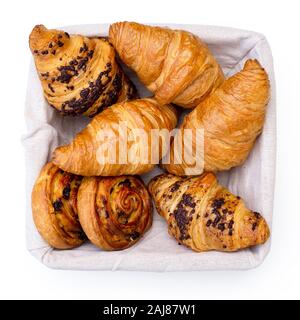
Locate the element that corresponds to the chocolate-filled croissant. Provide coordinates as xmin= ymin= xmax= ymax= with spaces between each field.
xmin=148 ymin=173 xmax=270 ymax=252
xmin=109 ymin=22 xmax=224 ymax=108
xmin=77 ymin=176 xmax=152 ymax=250
xmin=29 ymin=25 xmax=137 ymax=117
xmin=31 ymin=162 xmax=86 ymax=249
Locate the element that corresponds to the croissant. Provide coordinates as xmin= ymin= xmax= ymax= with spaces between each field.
xmin=78 ymin=175 xmax=152 ymax=250
xmin=29 ymin=25 xmax=138 ymax=117
xmin=148 ymin=172 xmax=270 ymax=252
xmin=31 ymin=162 xmax=86 ymax=249
xmin=52 ymin=98 xmax=178 ymax=176
xmin=164 ymin=59 xmax=270 ymax=176
xmin=109 ymin=22 xmax=224 ymax=108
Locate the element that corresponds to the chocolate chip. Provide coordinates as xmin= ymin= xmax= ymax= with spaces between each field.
xmin=53 ymin=199 xmax=63 ymax=212
xmin=206 ymin=219 xmax=212 ymax=227
xmin=77 ymin=57 xmax=88 ymax=71
xmin=79 ymin=42 xmax=88 ymax=53
xmin=218 ymin=223 xmax=225 ymax=231
xmin=253 ymin=212 xmax=261 ymax=219
xmin=33 ymin=50 xmax=38 ymax=54
xmin=252 ymin=222 xmax=258 ymax=231
xmin=41 ymin=50 xmax=48 ymax=55
xmin=87 ymin=50 xmax=94 ymax=58
xmin=64 ymin=32 xmax=70 ymax=38
xmin=181 ymin=194 xmax=196 ymax=208
xmin=212 ymin=198 xmax=225 ymax=209
xmin=63 ymin=185 xmax=71 ymax=200
xmin=80 ymin=88 xmax=90 ymax=99
xmin=51 ymin=50 xmax=56 ymax=55
xmin=170 ymin=181 xmax=181 ymax=192
xmin=69 ymin=59 xmax=78 ymax=66
xmin=57 ymin=40 xmax=64 ymax=47
xmin=48 ymin=83 xmax=55 ymax=93
xmin=49 ymin=43 xmax=53 ymax=48
xmin=228 ymin=220 xmax=234 ymax=229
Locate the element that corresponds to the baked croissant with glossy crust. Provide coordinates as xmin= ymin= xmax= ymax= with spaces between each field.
xmin=148 ymin=173 xmax=270 ymax=252
xmin=78 ymin=176 xmax=152 ymax=250
xmin=109 ymin=22 xmax=224 ymax=108
xmin=31 ymin=162 xmax=86 ymax=249
xmin=164 ymin=59 xmax=270 ymax=176
xmin=29 ymin=25 xmax=137 ymax=117
xmin=52 ymin=98 xmax=178 ymax=176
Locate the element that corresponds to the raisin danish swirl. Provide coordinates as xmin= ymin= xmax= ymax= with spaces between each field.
xmin=77 ymin=176 xmax=152 ymax=250
xmin=148 ymin=173 xmax=270 ymax=252
xmin=29 ymin=25 xmax=137 ymax=117
xmin=31 ymin=162 xmax=86 ymax=249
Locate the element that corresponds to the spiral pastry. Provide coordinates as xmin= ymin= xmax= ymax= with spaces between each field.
xmin=29 ymin=25 xmax=138 ymax=117
xmin=77 ymin=176 xmax=152 ymax=250
xmin=31 ymin=162 xmax=86 ymax=249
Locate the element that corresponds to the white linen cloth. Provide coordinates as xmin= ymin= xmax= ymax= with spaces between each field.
xmin=23 ymin=24 xmax=276 ymax=271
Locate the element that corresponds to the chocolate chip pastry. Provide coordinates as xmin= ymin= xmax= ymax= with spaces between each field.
xmin=29 ymin=25 xmax=138 ymax=117
xmin=77 ymin=176 xmax=152 ymax=250
xmin=31 ymin=162 xmax=86 ymax=249
xmin=148 ymin=172 xmax=270 ymax=252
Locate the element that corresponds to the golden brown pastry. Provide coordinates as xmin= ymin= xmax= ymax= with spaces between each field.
xmin=109 ymin=22 xmax=224 ymax=108
xmin=52 ymin=98 xmax=178 ymax=176
xmin=29 ymin=25 xmax=137 ymax=117
xmin=164 ymin=59 xmax=270 ymax=176
xmin=148 ymin=172 xmax=270 ymax=252
xmin=31 ymin=162 xmax=85 ymax=249
xmin=77 ymin=176 xmax=152 ymax=250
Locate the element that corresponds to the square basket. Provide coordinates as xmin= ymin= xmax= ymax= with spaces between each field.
xmin=23 ymin=24 xmax=276 ymax=271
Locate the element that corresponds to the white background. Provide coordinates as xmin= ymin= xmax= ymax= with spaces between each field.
xmin=0 ymin=0 xmax=299 ymax=299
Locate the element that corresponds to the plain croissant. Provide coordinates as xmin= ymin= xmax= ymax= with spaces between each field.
xmin=78 ymin=175 xmax=152 ymax=250
xmin=164 ymin=59 xmax=270 ymax=176
xmin=148 ymin=172 xmax=270 ymax=252
xmin=109 ymin=22 xmax=224 ymax=108
xmin=29 ymin=25 xmax=137 ymax=117
xmin=52 ymin=98 xmax=178 ymax=176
